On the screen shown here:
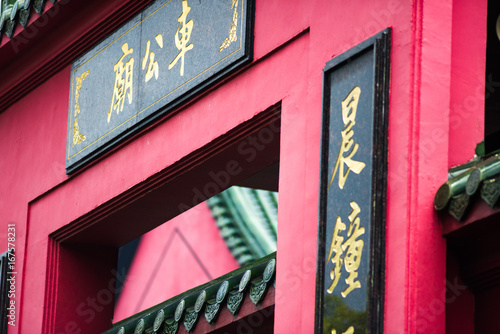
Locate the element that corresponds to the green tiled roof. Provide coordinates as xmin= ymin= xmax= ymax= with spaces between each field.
xmin=434 ymin=154 xmax=500 ymax=221
xmin=207 ymin=186 xmax=278 ymax=266
xmin=0 ymin=0 xmax=55 ymax=41
xmin=103 ymin=254 xmax=276 ymax=334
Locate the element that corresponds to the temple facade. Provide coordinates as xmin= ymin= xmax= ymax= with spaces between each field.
xmin=0 ymin=0 xmax=497 ymax=333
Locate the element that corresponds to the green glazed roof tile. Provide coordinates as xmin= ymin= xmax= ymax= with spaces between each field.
xmin=207 ymin=186 xmax=278 ymax=266
xmin=434 ymin=154 xmax=500 ymax=221
xmin=102 ymin=254 xmax=276 ymax=334
xmin=0 ymin=0 xmax=54 ymax=40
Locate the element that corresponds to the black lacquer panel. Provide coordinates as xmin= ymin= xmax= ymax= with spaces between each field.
xmin=66 ymin=0 xmax=254 ymax=174
xmin=315 ymin=29 xmax=390 ymax=334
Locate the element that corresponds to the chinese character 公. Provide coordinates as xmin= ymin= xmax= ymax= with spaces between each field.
xmin=142 ymin=34 xmax=164 ymax=82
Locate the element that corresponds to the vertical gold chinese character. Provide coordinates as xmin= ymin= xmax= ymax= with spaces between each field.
xmin=142 ymin=34 xmax=164 ymax=82
xmin=326 ymin=216 xmax=346 ymax=294
xmin=341 ymin=202 xmax=364 ymax=297
xmin=326 ymin=201 xmax=364 ymax=297
xmin=108 ymin=43 xmax=134 ymax=123
xmin=329 ymin=86 xmax=366 ymax=189
xmin=168 ymin=0 xmax=194 ymax=76
xmin=332 ymin=326 xmax=355 ymax=334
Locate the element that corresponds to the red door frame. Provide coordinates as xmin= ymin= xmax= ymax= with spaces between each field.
xmin=43 ymin=106 xmax=281 ymax=333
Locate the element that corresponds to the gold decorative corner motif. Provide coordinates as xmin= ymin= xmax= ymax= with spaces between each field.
xmin=72 ymin=70 xmax=90 ymax=147
xmin=219 ymin=0 xmax=238 ymax=52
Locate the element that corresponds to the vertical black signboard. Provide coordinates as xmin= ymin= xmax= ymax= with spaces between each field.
xmin=315 ymin=29 xmax=390 ymax=334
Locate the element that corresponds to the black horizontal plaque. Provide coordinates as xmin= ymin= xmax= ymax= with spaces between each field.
xmin=315 ymin=29 xmax=390 ymax=334
xmin=66 ymin=0 xmax=254 ymax=174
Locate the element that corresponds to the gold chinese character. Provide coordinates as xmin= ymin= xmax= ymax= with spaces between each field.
xmin=168 ymin=0 xmax=194 ymax=76
xmin=142 ymin=34 xmax=164 ymax=82
xmin=108 ymin=43 xmax=134 ymax=123
xmin=341 ymin=202 xmax=364 ymax=297
xmin=326 ymin=202 xmax=364 ymax=297
xmin=329 ymin=86 xmax=366 ymax=190
xmin=326 ymin=216 xmax=346 ymax=294
xmin=332 ymin=326 xmax=354 ymax=334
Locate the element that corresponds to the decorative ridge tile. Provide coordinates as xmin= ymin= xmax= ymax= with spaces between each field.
xmin=102 ymin=254 xmax=276 ymax=334
xmin=481 ymin=177 xmax=500 ymax=207
xmin=227 ymin=269 xmax=251 ymax=315
xmin=0 ymin=0 xmax=56 ymax=40
xmin=249 ymin=259 xmax=275 ymax=305
xmin=434 ymin=154 xmax=500 ymax=221
xmin=204 ymin=281 xmax=228 ymax=324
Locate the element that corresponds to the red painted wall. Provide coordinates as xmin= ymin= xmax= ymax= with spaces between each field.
xmin=0 ymin=0 xmax=487 ymax=333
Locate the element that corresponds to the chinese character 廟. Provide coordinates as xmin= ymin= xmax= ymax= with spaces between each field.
xmin=108 ymin=43 xmax=134 ymax=123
